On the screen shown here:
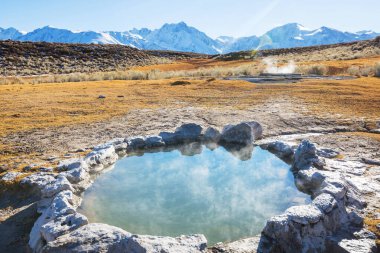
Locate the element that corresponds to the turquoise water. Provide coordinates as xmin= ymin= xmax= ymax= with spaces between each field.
xmin=79 ymin=144 xmax=309 ymax=245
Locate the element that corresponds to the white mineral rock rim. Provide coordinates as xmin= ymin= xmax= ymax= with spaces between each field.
xmin=5 ymin=121 xmax=377 ymax=253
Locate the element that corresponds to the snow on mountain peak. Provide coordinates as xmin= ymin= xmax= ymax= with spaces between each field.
xmin=0 ymin=22 xmax=378 ymax=54
xmin=296 ymin=24 xmax=311 ymax=31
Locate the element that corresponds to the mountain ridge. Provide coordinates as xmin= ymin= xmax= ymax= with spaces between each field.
xmin=1 ymin=22 xmax=378 ymax=54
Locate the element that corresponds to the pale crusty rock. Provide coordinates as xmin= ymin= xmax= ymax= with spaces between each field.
xmin=337 ymin=238 xmax=377 ymax=253
xmin=293 ymin=140 xmax=324 ymax=171
xmin=42 ymin=223 xmax=131 ymax=253
xmin=125 ymin=234 xmax=207 ymax=253
xmin=41 ymin=175 xmax=74 ymax=198
xmin=211 ymin=236 xmax=260 ymax=253
xmin=325 ymin=159 xmax=367 ymax=176
xmin=57 ymin=158 xmax=88 ymax=172
xmin=60 ymin=167 xmax=90 ymax=184
xmin=317 ymin=178 xmax=347 ymax=200
xmin=312 ymin=193 xmax=337 ymax=214
xmin=41 ymin=213 xmax=88 ymax=242
xmin=295 ymin=168 xmax=325 ymax=193
xmin=345 ymin=176 xmax=377 ymax=195
xmin=21 ymin=172 xmax=55 ymax=188
xmin=285 ymin=205 xmax=323 ymax=225
xmin=29 ymin=190 xmax=77 ymax=251
xmin=317 ymin=148 xmax=340 ymax=158
xmin=264 ymin=141 xmax=294 ymax=159
xmin=0 ymin=171 xmax=22 ymax=182
xmin=108 ymin=138 xmax=128 ymax=152
xmin=84 ymin=144 xmax=118 ymax=172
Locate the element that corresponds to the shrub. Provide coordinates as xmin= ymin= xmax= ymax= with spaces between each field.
xmin=375 ymin=63 xmax=380 ymax=77
xmin=171 ymin=80 xmax=191 ymax=86
xmin=307 ymin=65 xmax=328 ymax=75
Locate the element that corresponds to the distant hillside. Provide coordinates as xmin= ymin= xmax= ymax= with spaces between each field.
xmin=218 ymin=36 xmax=380 ymax=63
xmin=0 ymin=40 xmax=206 ymax=76
xmin=1 ymin=22 xmax=379 ymax=54
xmin=1 ymin=37 xmax=379 ymax=77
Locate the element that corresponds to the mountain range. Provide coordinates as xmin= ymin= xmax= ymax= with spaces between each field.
xmin=0 ymin=22 xmax=378 ymax=54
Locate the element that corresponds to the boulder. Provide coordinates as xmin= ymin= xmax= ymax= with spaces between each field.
xmin=220 ymin=121 xmax=262 ymax=145
xmin=159 ymin=132 xmax=177 ymax=145
xmin=265 ymin=141 xmax=294 ymax=159
xmin=60 ymin=167 xmax=90 ymax=184
xmin=312 ymin=193 xmax=337 ymax=214
xmin=285 ymin=205 xmax=323 ymax=225
xmin=84 ymin=144 xmax=118 ymax=172
xmin=0 ymin=171 xmax=22 ymax=183
xmin=108 ymin=138 xmax=128 ymax=152
xmin=145 ymin=135 xmax=165 ymax=148
xmin=41 ymin=175 xmax=74 ymax=198
xmin=42 ymin=223 xmax=131 ymax=253
xmin=57 ymin=158 xmax=88 ymax=172
xmin=41 ymin=213 xmax=88 ymax=242
xmin=174 ymin=123 xmax=203 ymax=143
xmin=29 ymin=190 xmax=77 ymax=251
xmin=261 ymin=207 xmax=327 ymax=253
xmin=317 ymin=178 xmax=347 ymax=199
xmin=295 ymin=168 xmax=325 ymax=194
xmin=202 ymin=127 xmax=221 ymax=142
xmin=293 ymin=140 xmax=324 ymax=171
xmin=126 ymin=136 xmax=146 ymax=151
xmin=125 ymin=234 xmax=207 ymax=253
xmin=20 ymin=172 xmax=56 ymax=192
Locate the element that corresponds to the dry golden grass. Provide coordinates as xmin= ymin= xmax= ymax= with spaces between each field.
xmin=1 ymin=56 xmax=380 ymax=169
xmin=1 ymin=77 xmax=379 ymax=139
xmin=133 ymin=59 xmax=255 ymax=72
xmin=364 ymin=210 xmax=380 ymax=247
xmin=0 ymin=79 xmax=258 ymax=137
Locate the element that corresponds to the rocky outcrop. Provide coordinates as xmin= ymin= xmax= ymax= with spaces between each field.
xmin=42 ymin=223 xmax=131 ymax=253
xmin=262 ymin=141 xmax=294 ymax=160
xmin=84 ymin=144 xmax=118 ymax=173
xmin=293 ymin=140 xmax=325 ymax=171
xmin=258 ymin=139 xmax=378 ymax=253
xmin=22 ymin=123 xmax=377 ymax=253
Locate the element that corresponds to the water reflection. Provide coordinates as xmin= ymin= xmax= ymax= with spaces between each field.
xmin=79 ymin=143 xmax=310 ymax=245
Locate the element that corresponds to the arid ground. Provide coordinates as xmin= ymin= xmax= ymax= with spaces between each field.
xmin=1 ymin=40 xmax=380 ymax=251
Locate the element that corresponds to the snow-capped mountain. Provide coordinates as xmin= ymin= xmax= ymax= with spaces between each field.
xmin=0 ymin=27 xmax=24 ymax=40
xmin=0 ymin=22 xmax=378 ymax=54
xmin=142 ymin=22 xmax=221 ymax=54
xmin=17 ymin=26 xmax=121 ymax=45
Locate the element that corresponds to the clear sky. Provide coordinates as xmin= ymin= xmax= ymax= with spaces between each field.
xmin=1 ymin=0 xmax=379 ymax=38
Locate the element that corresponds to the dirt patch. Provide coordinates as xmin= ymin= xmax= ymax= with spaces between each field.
xmin=0 ymin=187 xmax=40 ymax=252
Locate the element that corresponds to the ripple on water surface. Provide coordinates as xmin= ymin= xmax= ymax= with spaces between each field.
xmin=78 ymin=143 xmax=310 ymax=245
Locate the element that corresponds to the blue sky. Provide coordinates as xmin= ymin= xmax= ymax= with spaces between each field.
xmin=1 ymin=0 xmax=379 ymax=38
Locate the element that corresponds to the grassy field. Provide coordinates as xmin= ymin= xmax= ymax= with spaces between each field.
xmin=1 ymin=76 xmax=380 ymax=138
xmin=1 ymin=55 xmax=380 ymax=171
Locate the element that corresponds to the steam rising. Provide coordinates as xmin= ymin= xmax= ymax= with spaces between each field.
xmin=80 ymin=144 xmax=310 ymax=244
xmin=263 ymin=57 xmax=296 ymax=74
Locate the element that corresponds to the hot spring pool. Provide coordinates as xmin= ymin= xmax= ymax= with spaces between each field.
xmin=78 ymin=143 xmax=310 ymax=245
